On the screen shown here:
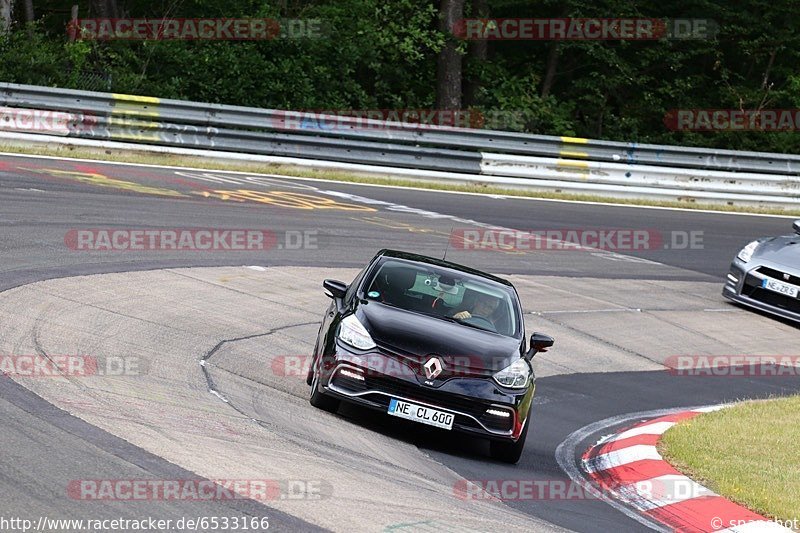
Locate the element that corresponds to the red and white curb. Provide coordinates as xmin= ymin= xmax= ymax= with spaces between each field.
xmin=581 ymin=406 xmax=790 ymax=532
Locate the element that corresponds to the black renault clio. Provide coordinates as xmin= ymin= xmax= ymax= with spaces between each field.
xmin=307 ymin=249 xmax=554 ymax=463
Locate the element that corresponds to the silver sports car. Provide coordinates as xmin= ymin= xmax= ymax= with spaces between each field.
xmin=723 ymin=219 xmax=800 ymax=323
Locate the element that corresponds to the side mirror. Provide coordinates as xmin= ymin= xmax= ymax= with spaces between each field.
xmin=793 ymin=220 xmax=800 ymax=235
xmin=526 ymin=332 xmax=554 ymax=359
xmin=323 ymin=279 xmax=348 ymax=300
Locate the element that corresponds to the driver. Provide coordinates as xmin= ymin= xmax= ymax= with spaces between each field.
xmin=453 ymin=292 xmax=500 ymax=322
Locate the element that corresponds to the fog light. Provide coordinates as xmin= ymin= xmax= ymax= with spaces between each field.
xmin=486 ymin=408 xmax=511 ymax=418
xmin=727 ymin=273 xmax=739 ymax=283
xmin=339 ymin=368 xmax=365 ymax=381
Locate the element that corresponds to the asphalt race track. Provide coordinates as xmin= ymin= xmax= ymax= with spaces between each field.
xmin=1 ymin=151 xmax=798 ymax=532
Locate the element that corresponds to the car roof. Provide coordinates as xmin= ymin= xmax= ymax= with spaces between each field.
xmin=375 ymin=249 xmax=515 ymax=288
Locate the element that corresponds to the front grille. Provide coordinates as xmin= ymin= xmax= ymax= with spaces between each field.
xmin=364 ymin=374 xmax=489 ymax=418
xmin=362 ymin=392 xmax=486 ymax=430
xmin=742 ymin=286 xmax=800 ymax=314
xmin=742 ymin=273 xmax=761 ymax=292
xmin=330 ymin=365 xmax=516 ymax=434
xmin=742 ymin=274 xmax=800 ymax=313
xmin=757 ymin=267 xmax=800 ymax=288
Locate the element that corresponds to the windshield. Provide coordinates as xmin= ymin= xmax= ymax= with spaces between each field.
xmin=364 ymin=259 xmax=519 ymax=337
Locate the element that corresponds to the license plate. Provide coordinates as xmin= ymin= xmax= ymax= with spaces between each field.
xmin=388 ymin=399 xmax=454 ymax=430
xmin=762 ymin=277 xmax=799 ymax=298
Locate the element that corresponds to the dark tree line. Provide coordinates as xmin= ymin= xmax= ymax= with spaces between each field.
xmin=1 ymin=0 xmax=799 ymax=153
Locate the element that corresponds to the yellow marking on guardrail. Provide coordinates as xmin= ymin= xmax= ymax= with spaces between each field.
xmin=109 ymin=131 xmax=161 ymax=142
xmin=107 ymin=109 xmax=161 ymax=117
xmin=112 ymin=93 xmax=160 ymax=104
xmin=22 ymin=168 xmax=185 ymax=197
xmin=559 ymin=150 xmax=589 ymax=158
xmin=560 ymin=136 xmax=588 ymax=144
xmin=107 ymin=116 xmax=161 ymax=142
xmin=111 ymin=93 xmax=160 ymax=118
xmin=556 ymin=160 xmax=590 ymax=169
xmin=556 ymin=159 xmax=591 ymax=180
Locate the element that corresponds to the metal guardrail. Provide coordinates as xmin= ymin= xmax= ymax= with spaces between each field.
xmin=0 ymin=82 xmax=798 ymax=207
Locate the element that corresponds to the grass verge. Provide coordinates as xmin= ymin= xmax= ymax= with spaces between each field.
xmin=2 ymin=142 xmax=800 ymax=217
xmin=659 ymin=396 xmax=800 ymax=522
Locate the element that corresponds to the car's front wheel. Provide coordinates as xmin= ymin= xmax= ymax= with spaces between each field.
xmin=309 ymin=361 xmax=340 ymax=413
xmin=490 ymin=419 xmax=529 ymax=464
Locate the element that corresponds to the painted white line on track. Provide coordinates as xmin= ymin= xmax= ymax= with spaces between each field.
xmin=535 ymin=308 xmax=643 ymax=315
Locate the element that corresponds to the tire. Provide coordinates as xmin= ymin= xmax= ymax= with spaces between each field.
xmin=306 ymin=347 xmax=317 ymax=385
xmin=490 ymin=419 xmax=529 ymax=464
xmin=309 ymin=361 xmax=340 ymax=413
xmin=307 ymin=327 xmax=324 ymax=386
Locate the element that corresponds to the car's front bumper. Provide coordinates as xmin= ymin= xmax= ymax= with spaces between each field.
xmin=318 ymin=343 xmax=533 ymax=442
xmin=723 ymin=258 xmax=800 ymax=324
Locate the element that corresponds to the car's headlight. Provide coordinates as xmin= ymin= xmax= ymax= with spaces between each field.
xmin=493 ymin=358 xmax=531 ymax=389
xmin=737 ymin=240 xmax=760 ymax=263
xmin=338 ymin=314 xmax=376 ymax=350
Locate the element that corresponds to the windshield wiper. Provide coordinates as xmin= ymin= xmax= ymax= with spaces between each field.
xmin=451 ymin=318 xmax=496 ymax=333
xmin=422 ymin=312 xmax=496 ymax=333
xmin=416 ymin=311 xmax=458 ymax=323
xmin=401 ymin=309 xmax=498 ymax=333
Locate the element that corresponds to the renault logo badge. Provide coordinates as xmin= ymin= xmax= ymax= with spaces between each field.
xmin=423 ymin=357 xmax=443 ymax=380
